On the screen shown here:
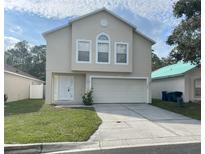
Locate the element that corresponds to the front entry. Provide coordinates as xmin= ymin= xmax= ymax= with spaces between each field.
xmin=53 ymin=75 xmax=74 ymax=101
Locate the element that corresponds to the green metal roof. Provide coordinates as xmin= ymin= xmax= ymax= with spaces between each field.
xmin=151 ymin=61 xmax=196 ymax=79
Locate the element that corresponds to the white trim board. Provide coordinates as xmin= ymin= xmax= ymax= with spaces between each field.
xmin=89 ymin=75 xmax=150 ymax=103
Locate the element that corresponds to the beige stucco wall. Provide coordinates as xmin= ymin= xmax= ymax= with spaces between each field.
xmin=44 ymin=11 xmax=152 ymax=104
xmin=85 ymin=32 xmax=152 ymax=103
xmin=46 ymin=26 xmax=72 ymax=72
xmin=4 ymin=72 xmax=43 ymax=102
xmin=45 ymin=26 xmax=72 ymax=103
xmin=71 ymin=10 xmax=133 ymax=72
xmin=151 ymin=76 xmax=186 ymax=101
xmin=184 ymin=68 xmax=201 ymax=102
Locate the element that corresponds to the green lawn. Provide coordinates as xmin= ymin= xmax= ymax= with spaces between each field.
xmin=5 ymin=99 xmax=102 ymax=144
xmin=151 ymin=99 xmax=201 ymax=120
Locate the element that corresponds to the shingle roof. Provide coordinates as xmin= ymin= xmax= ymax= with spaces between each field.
xmin=151 ymin=61 xmax=197 ymax=79
xmin=4 ymin=64 xmax=43 ymax=81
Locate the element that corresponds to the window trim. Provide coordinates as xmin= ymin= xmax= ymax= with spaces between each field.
xmin=76 ymin=39 xmax=92 ymax=63
xmin=114 ymin=42 xmax=129 ymax=65
xmin=96 ymin=32 xmax=111 ymax=64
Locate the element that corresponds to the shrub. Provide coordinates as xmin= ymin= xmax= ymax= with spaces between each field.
xmin=4 ymin=94 xmax=8 ymax=102
xmin=82 ymin=89 xmax=93 ymax=105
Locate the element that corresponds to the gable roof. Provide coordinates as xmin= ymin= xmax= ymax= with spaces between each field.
xmin=69 ymin=7 xmax=137 ymax=29
xmin=42 ymin=8 xmax=155 ymax=44
xmin=151 ymin=61 xmax=197 ymax=79
xmin=4 ymin=64 xmax=44 ymax=82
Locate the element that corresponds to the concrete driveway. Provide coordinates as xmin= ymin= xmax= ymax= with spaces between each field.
xmin=5 ymin=104 xmax=200 ymax=154
xmin=90 ymin=104 xmax=200 ymax=148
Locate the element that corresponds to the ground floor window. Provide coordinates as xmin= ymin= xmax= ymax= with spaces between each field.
xmin=194 ymin=78 xmax=201 ymax=97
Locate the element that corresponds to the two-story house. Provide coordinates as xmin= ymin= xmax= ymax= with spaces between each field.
xmin=43 ymin=8 xmax=155 ymax=104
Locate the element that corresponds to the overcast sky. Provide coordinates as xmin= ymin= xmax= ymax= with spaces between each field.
xmin=4 ymin=0 xmax=181 ymax=57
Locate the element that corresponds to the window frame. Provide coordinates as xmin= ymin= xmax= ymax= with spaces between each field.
xmin=114 ymin=42 xmax=129 ymax=65
xmin=194 ymin=78 xmax=201 ymax=98
xmin=96 ymin=32 xmax=111 ymax=64
xmin=76 ymin=39 xmax=92 ymax=63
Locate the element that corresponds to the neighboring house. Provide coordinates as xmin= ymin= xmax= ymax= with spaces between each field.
xmin=4 ymin=64 xmax=44 ymax=102
xmin=43 ymin=8 xmax=155 ymax=104
xmin=151 ymin=61 xmax=201 ymax=102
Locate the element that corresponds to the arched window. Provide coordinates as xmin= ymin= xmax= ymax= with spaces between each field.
xmin=96 ymin=33 xmax=110 ymax=64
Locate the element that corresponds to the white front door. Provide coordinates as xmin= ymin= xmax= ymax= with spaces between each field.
xmin=54 ymin=75 xmax=74 ymax=101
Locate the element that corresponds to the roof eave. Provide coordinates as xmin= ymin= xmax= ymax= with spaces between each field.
xmin=4 ymin=70 xmax=45 ymax=83
xmin=152 ymin=73 xmax=185 ymax=80
xmin=42 ymin=23 xmax=70 ymax=37
xmin=135 ymin=29 xmax=155 ymax=44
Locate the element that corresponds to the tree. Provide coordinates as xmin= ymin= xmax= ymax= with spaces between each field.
xmin=5 ymin=41 xmax=32 ymax=72
xmin=152 ymin=52 xmax=163 ymax=71
xmin=167 ymin=0 xmax=201 ymax=65
xmin=5 ymin=41 xmax=46 ymax=81
xmin=152 ymin=50 xmax=176 ymax=71
xmin=30 ymin=45 xmax=46 ymax=81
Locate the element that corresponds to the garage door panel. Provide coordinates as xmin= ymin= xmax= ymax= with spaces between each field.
xmin=92 ymin=78 xmax=147 ymax=103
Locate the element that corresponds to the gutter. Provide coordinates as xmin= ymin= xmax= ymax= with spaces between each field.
xmin=42 ymin=23 xmax=69 ymax=37
xmin=151 ymin=73 xmax=185 ymax=80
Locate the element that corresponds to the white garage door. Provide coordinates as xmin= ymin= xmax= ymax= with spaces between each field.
xmin=92 ymin=78 xmax=147 ymax=103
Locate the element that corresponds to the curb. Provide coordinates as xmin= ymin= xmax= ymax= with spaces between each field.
xmin=5 ymin=144 xmax=42 ymax=154
xmin=5 ymin=140 xmax=200 ymax=154
xmin=4 ymin=141 xmax=98 ymax=154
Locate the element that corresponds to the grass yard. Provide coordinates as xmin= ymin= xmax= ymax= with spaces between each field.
xmin=151 ymin=99 xmax=201 ymax=120
xmin=5 ymin=99 xmax=102 ymax=144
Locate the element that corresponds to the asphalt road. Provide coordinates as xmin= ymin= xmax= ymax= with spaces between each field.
xmin=65 ymin=143 xmax=200 ymax=154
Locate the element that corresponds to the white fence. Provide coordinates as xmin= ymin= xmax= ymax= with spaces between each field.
xmin=30 ymin=84 xmax=44 ymax=99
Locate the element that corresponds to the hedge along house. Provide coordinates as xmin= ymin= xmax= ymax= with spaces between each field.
xmin=43 ymin=8 xmax=155 ymax=105
xmin=4 ymin=64 xmax=45 ymax=102
xmin=151 ymin=61 xmax=201 ymax=103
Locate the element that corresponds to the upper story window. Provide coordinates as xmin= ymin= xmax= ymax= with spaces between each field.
xmin=115 ymin=42 xmax=128 ymax=64
xmin=96 ymin=33 xmax=110 ymax=64
xmin=76 ymin=39 xmax=91 ymax=63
